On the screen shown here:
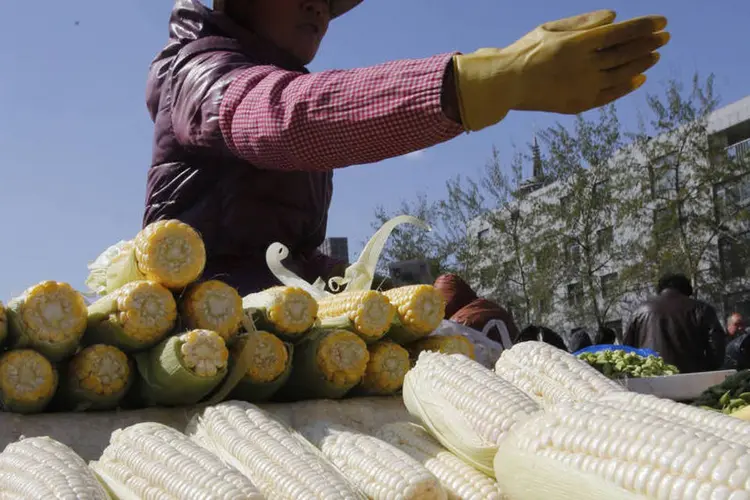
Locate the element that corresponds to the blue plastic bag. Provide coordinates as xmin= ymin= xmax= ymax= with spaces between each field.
xmin=573 ymin=344 xmax=661 ymax=358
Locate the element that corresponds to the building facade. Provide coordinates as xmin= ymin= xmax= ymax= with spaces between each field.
xmin=318 ymin=237 xmax=350 ymax=264
xmin=469 ymin=96 xmax=750 ymax=337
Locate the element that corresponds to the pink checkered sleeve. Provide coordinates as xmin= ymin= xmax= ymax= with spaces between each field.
xmin=218 ymin=53 xmax=464 ymax=171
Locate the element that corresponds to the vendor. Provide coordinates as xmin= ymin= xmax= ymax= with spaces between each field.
xmin=143 ymin=0 xmax=669 ymax=295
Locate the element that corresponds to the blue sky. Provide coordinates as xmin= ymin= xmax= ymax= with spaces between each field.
xmin=1 ymin=0 xmax=748 ymax=300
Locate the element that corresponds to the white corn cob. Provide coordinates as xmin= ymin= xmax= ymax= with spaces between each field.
xmin=0 ymin=436 xmax=109 ymax=500
xmin=90 ymin=422 xmax=262 ymax=500
xmin=600 ymin=391 xmax=750 ymax=449
xmin=496 ymin=341 xmax=625 ymax=403
xmin=495 ymin=359 xmax=575 ymax=405
xmin=403 ymin=352 xmax=540 ymax=475
xmin=188 ymin=401 xmax=364 ymax=499
xmin=375 ymin=422 xmax=504 ymax=500
xmin=494 ymin=400 xmax=750 ymax=500
xmin=299 ymin=421 xmax=446 ymax=500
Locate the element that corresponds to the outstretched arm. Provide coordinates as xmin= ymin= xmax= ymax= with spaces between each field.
xmin=169 ymin=48 xmax=464 ymax=172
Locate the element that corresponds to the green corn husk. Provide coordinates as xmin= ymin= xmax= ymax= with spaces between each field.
xmin=242 ymin=287 xmax=318 ymax=343
xmin=5 ymin=282 xmax=88 ymax=363
xmin=228 ymin=332 xmax=293 ymax=403
xmin=56 ymin=345 xmax=135 ymax=412
xmin=134 ymin=331 xmax=228 ymax=407
xmin=84 ymin=281 xmax=177 ymax=353
xmin=275 ymin=328 xmax=370 ymax=402
xmin=386 ymin=317 xmax=428 ymax=345
xmin=0 ymin=349 xmax=59 ymax=414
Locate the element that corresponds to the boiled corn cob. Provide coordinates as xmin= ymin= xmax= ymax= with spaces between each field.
xmin=181 ymin=280 xmax=244 ymax=343
xmin=0 ymin=436 xmax=109 ymax=499
xmin=496 ymin=340 xmax=625 ymax=404
xmin=0 ymin=349 xmax=58 ymax=414
xmin=384 ymin=285 xmax=445 ymax=344
xmin=403 ymin=351 xmax=540 ymax=475
xmin=133 ymin=219 xmax=206 ymax=289
xmin=317 ymin=290 xmax=395 ymax=342
xmin=375 ymin=422 xmax=504 ymax=500
xmin=91 ymin=422 xmax=262 ymax=500
xmin=279 ymin=329 xmax=370 ymax=400
xmin=188 ymin=401 xmax=364 ymax=499
xmin=243 ymin=286 xmax=318 ymax=342
xmin=135 ymin=329 xmax=228 ymax=407
xmin=299 ymin=421 xmax=446 ymax=500
xmin=229 ymin=331 xmax=293 ymax=402
xmin=60 ymin=344 xmax=133 ymax=411
xmin=357 ymin=341 xmax=410 ymax=396
xmin=86 ymin=220 xmax=207 ymax=295
xmin=0 ymin=301 xmax=7 ymax=348
xmin=5 ymin=281 xmax=87 ymax=361
xmin=85 ymin=280 xmax=177 ymax=352
xmin=494 ymin=400 xmax=750 ymax=500
xmin=407 ymin=335 xmax=475 ymax=360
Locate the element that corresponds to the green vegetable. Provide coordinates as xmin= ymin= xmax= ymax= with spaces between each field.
xmin=577 ymin=350 xmax=679 ymax=380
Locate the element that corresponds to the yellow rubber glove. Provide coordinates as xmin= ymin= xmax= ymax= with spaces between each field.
xmin=454 ymin=10 xmax=670 ymax=131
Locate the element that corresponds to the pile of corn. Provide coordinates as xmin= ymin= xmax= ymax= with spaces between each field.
xmin=5 ymin=343 xmax=750 ymax=499
xmin=0 ymin=220 xmax=475 ymax=415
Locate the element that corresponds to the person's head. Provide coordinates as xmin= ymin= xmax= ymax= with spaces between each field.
xmin=657 ymin=273 xmax=694 ymax=297
xmin=221 ymin=0 xmax=331 ymax=65
xmin=728 ymin=313 xmax=746 ymax=336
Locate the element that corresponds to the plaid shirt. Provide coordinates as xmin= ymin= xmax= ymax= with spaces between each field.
xmin=219 ymin=53 xmax=464 ymax=171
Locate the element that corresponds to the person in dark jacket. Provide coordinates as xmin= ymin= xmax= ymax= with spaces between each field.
xmin=516 ymin=325 xmax=569 ymax=351
xmin=724 ymin=313 xmax=750 ymax=370
xmin=144 ymin=0 xmax=669 ymax=294
xmin=433 ymin=274 xmax=520 ymax=342
xmin=623 ymin=274 xmax=726 ymax=374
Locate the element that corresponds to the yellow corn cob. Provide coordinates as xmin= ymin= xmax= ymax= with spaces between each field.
xmin=243 ymin=286 xmax=318 ymax=341
xmin=376 ymin=422 xmax=504 ymax=500
xmin=133 ymin=219 xmax=206 ymax=289
xmin=135 ymin=329 xmax=229 ymax=407
xmin=181 ymin=280 xmax=244 ymax=342
xmin=0 ymin=301 xmax=7 ymax=348
xmin=62 ymin=344 xmax=132 ymax=411
xmin=494 ymin=400 xmax=750 ymax=500
xmin=403 ymin=351 xmax=540 ymax=475
xmin=5 ymin=281 xmax=87 ymax=361
xmin=91 ymin=422 xmax=262 ymax=500
xmin=0 ymin=349 xmax=58 ymax=414
xmin=496 ymin=340 xmax=625 ymax=404
xmin=229 ymin=331 xmax=292 ymax=402
xmin=358 ymin=341 xmax=410 ymax=396
xmin=299 ymin=421 xmax=447 ymax=500
xmin=384 ymin=285 xmax=445 ymax=344
xmin=281 ymin=329 xmax=370 ymax=400
xmin=408 ymin=335 xmax=476 ymax=360
xmin=0 ymin=436 xmax=109 ymax=499
xmin=188 ymin=401 xmax=364 ymax=499
xmin=85 ymin=280 xmax=177 ymax=352
xmin=317 ymin=290 xmax=395 ymax=342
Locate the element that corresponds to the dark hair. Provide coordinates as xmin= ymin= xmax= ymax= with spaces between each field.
xmin=596 ymin=326 xmax=617 ymax=345
xmin=657 ymin=273 xmax=693 ymax=297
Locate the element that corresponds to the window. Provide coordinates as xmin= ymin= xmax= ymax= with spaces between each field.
xmin=596 ymin=226 xmax=614 ymax=253
xmin=567 ymin=283 xmax=584 ymax=308
xmin=537 ymin=297 xmax=551 ymax=315
xmin=600 ymin=273 xmax=619 ymax=299
xmin=719 ymin=232 xmax=750 ymax=279
xmin=715 ymin=174 xmax=750 ymax=219
xmin=477 ymin=228 xmax=490 ymax=242
xmin=651 ymin=152 xmax=678 ymax=197
xmin=565 ymin=239 xmax=581 ymax=264
xmin=560 ymin=194 xmax=573 ymax=214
